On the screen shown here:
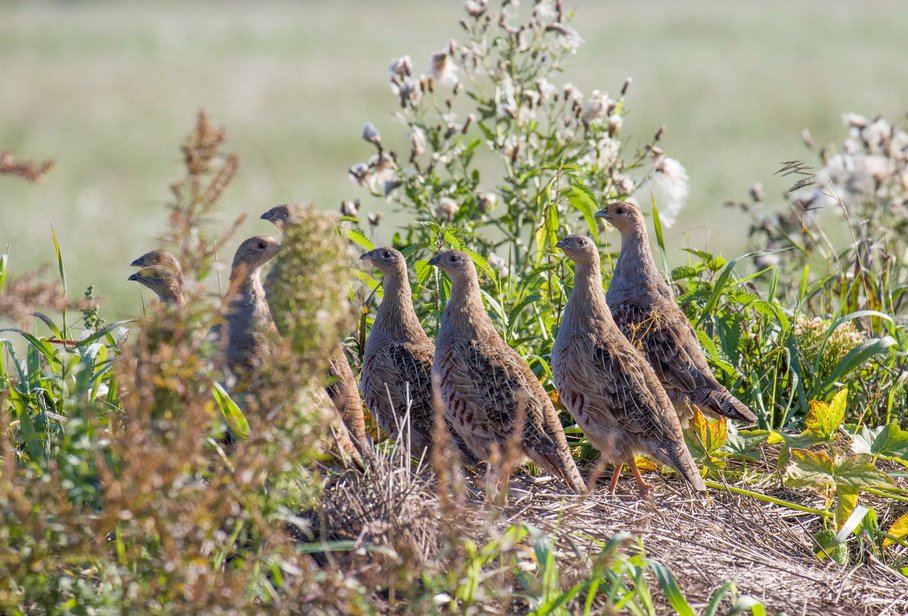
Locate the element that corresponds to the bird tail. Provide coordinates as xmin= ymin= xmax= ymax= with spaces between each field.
xmin=653 ymin=442 xmax=706 ymax=492
xmin=700 ymin=388 xmax=757 ymax=424
xmin=535 ymin=450 xmax=588 ymax=495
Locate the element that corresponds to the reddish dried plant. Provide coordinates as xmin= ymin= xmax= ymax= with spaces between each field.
xmin=0 ymin=149 xmax=54 ymax=183
xmin=165 ymin=111 xmax=244 ymax=280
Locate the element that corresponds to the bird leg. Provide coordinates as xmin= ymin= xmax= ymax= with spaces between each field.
xmin=630 ymin=463 xmax=652 ymax=497
xmin=607 ymin=464 xmax=623 ymax=493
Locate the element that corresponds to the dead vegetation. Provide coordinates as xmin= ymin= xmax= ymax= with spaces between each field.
xmin=312 ymin=452 xmax=908 ymax=614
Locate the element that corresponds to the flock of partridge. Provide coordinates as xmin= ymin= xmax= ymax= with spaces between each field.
xmin=128 ymin=201 xmax=756 ymax=496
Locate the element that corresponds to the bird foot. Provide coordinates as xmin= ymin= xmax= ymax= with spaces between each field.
xmin=630 ymin=464 xmax=653 ymax=498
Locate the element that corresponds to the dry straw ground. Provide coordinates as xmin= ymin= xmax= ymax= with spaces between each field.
xmin=315 ymin=441 xmax=908 ymax=614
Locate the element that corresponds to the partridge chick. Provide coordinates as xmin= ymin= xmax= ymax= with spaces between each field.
xmin=260 ymin=203 xmax=368 ymax=447
xmin=430 ymin=250 xmax=586 ymax=494
xmin=361 ymin=247 xmax=475 ymax=463
xmin=552 ymin=235 xmax=705 ymax=493
xmin=595 ymin=202 xmax=757 ymax=424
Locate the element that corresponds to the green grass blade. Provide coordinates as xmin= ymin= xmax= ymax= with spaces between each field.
xmin=648 ymin=560 xmax=694 ymax=616
xmin=211 ymin=381 xmax=251 ymax=440
xmin=695 ymin=258 xmax=738 ymax=327
xmin=817 ymin=336 xmax=897 ymax=396
xmin=704 ymin=580 xmax=737 ymax=616
xmin=31 ymin=312 xmax=65 ymax=341
xmin=650 ymin=198 xmax=672 ymax=283
xmin=73 ymin=320 xmax=133 ymax=349
xmin=51 ymin=227 xmax=69 ymax=344
xmin=0 ymin=252 xmax=7 ymax=291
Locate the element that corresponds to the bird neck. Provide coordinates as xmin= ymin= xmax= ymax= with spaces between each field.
xmin=159 ymin=285 xmax=185 ymax=306
xmin=372 ymin=269 xmax=424 ymax=339
xmin=228 ymin=266 xmax=265 ymax=300
xmin=442 ymin=273 xmax=491 ymax=339
xmin=613 ymin=224 xmax=662 ymax=299
xmin=564 ymin=259 xmax=611 ymax=326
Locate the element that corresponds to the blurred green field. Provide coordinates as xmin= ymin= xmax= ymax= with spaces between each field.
xmin=2 ymin=0 xmax=908 ymax=318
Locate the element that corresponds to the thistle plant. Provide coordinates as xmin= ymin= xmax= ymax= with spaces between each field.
xmin=348 ymin=0 xmax=684 ymax=343
xmin=736 ymin=113 xmax=908 ymax=316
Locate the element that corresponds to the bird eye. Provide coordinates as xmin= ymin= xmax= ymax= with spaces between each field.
xmin=382 ymin=250 xmax=392 ymax=258
xmin=615 ymin=207 xmax=625 ymax=214
xmin=257 ymin=241 xmax=267 ymax=249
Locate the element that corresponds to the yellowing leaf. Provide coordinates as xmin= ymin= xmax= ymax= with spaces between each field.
xmin=683 ymin=408 xmax=728 ymax=469
xmin=766 ymin=430 xmax=786 ymax=445
xmin=884 ymin=511 xmax=908 ymax=547
xmin=688 ymin=408 xmax=727 ymax=455
xmin=834 ymin=487 xmax=859 ymax=531
xmin=633 ymin=457 xmax=658 ymax=472
xmin=804 ymin=389 xmax=847 ymax=440
xmin=785 ymin=450 xmax=894 ymax=504
xmin=784 ymin=449 xmax=836 ymax=493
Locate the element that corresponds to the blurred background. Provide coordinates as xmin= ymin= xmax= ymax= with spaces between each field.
xmin=2 ymin=0 xmax=908 ymax=318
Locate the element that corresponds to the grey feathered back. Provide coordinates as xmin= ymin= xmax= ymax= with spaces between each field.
xmin=600 ymin=202 xmax=756 ymax=424
xmin=361 ymin=248 xmax=476 ymax=464
xmin=551 ymin=235 xmax=705 ymax=492
xmin=431 ymin=250 xmax=586 ymax=494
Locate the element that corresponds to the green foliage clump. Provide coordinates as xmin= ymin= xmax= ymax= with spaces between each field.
xmin=265 ymin=205 xmax=356 ymax=377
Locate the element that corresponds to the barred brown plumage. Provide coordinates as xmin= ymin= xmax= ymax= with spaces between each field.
xmin=360 ymin=247 xmax=476 ymax=464
xmin=429 ymin=250 xmax=586 ymax=494
xmin=552 ymin=235 xmax=706 ymax=494
xmin=596 ymin=202 xmax=757 ymax=425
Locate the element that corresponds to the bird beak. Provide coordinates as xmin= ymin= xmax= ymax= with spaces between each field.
xmin=594 ymin=208 xmax=610 ymax=220
xmin=130 ymin=257 xmax=146 ymax=267
xmin=127 ymin=272 xmax=141 ymax=282
xmin=359 ymin=252 xmax=373 ymax=263
xmin=555 ymin=238 xmax=569 ymax=250
xmin=428 ymin=254 xmax=440 ymax=266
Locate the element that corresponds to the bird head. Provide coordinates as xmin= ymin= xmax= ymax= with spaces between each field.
xmin=594 ymin=201 xmax=644 ymax=234
xmin=428 ymin=250 xmax=476 ymax=282
xmin=260 ymin=203 xmax=303 ymax=229
xmin=128 ymin=266 xmax=182 ymax=303
xmin=130 ymin=249 xmax=183 ymax=277
xmin=555 ymin=235 xmax=598 ymax=264
xmin=231 ymin=235 xmax=282 ymax=273
xmin=360 ymin=246 xmax=405 ymax=276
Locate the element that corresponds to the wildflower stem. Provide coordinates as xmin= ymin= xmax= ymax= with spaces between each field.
xmin=865 ymin=487 xmax=908 ymax=503
xmin=704 ymin=480 xmax=832 ymax=518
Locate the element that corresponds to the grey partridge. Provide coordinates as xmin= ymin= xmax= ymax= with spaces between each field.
xmin=430 ymin=250 xmax=586 ymax=494
xmin=223 ymin=235 xmax=281 ymax=378
xmin=128 ymin=250 xmax=185 ymax=305
xmin=595 ymin=202 xmax=757 ymax=425
xmin=360 ymin=247 xmax=476 ymax=464
xmin=260 ymin=203 xmax=369 ymax=447
xmin=128 ymin=268 xmax=184 ymax=305
xmin=552 ymin=235 xmax=705 ymax=493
